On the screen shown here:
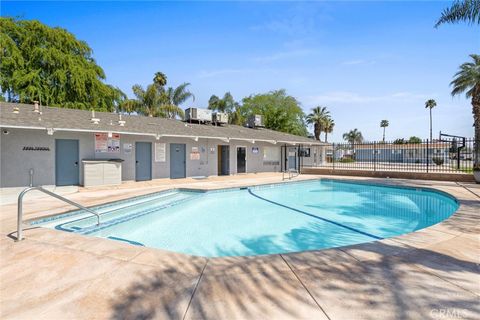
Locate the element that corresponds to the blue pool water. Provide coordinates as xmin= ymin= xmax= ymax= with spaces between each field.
xmin=36 ymin=180 xmax=459 ymax=257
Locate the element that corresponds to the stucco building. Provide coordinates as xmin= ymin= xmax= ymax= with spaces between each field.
xmin=0 ymin=102 xmax=328 ymax=188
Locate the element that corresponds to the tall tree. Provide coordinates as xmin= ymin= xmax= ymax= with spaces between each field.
xmin=425 ymin=99 xmax=437 ymax=141
xmin=435 ymin=0 xmax=480 ymax=27
xmin=241 ymin=90 xmax=307 ymax=136
xmin=153 ymin=72 xmax=167 ymax=88
xmin=343 ymin=129 xmax=364 ymax=146
xmin=306 ymin=106 xmax=330 ymax=140
xmin=208 ymin=92 xmax=242 ymax=124
xmin=451 ymin=54 xmax=480 ymax=169
xmin=160 ymin=82 xmax=195 ymax=119
xmin=380 ymin=119 xmax=389 ymax=142
xmin=131 ymin=84 xmax=162 ymax=117
xmin=0 ymin=17 xmax=123 ymax=111
xmin=323 ymin=117 xmax=335 ymax=143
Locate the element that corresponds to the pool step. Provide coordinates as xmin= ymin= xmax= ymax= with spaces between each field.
xmin=57 ymin=191 xmax=200 ymax=232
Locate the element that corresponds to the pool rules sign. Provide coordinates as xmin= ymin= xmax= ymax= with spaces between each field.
xmin=95 ymin=133 xmax=120 ymax=153
xmin=155 ymin=143 xmax=166 ymax=162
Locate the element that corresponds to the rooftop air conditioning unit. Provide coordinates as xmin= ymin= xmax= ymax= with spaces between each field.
xmin=185 ymin=108 xmax=212 ymax=123
xmin=247 ymin=114 xmax=264 ymax=128
xmin=212 ymin=112 xmax=228 ymax=124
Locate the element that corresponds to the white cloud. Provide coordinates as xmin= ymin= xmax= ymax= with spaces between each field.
xmin=197 ymin=68 xmax=255 ymax=79
xmin=341 ymin=59 xmax=376 ymax=66
xmin=304 ymin=91 xmax=434 ymax=104
xmin=253 ymin=49 xmax=315 ymax=63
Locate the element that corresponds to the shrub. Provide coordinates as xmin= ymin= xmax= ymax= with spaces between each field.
xmin=432 ymin=157 xmax=444 ymax=166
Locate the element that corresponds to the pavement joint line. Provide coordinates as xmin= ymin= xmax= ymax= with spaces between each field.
xmin=279 ymin=254 xmax=331 ymax=320
xmin=182 ymin=259 xmax=208 ymax=320
xmin=455 ymin=182 xmax=480 ymax=199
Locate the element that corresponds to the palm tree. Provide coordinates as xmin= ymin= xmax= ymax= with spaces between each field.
xmin=160 ymin=83 xmax=195 ymax=119
xmin=451 ymin=54 xmax=480 ymax=169
xmin=323 ymin=117 xmax=335 ymax=143
xmin=425 ymin=99 xmax=437 ymax=141
xmin=132 ymin=84 xmax=162 ymax=117
xmin=343 ymin=129 xmax=364 ymax=145
xmin=153 ymin=72 xmax=167 ymax=88
xmin=380 ymin=120 xmax=389 ymax=142
xmin=306 ymin=106 xmax=330 ymax=141
xmin=435 ymin=0 xmax=480 ymax=27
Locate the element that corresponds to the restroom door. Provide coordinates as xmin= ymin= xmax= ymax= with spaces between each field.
xmin=218 ymin=145 xmax=230 ymax=175
xmin=170 ymin=143 xmax=186 ymax=179
xmin=135 ymin=142 xmax=152 ymax=181
xmin=288 ymin=148 xmax=297 ymax=170
xmin=236 ymin=146 xmax=246 ymax=173
xmin=55 ymin=139 xmax=79 ymax=186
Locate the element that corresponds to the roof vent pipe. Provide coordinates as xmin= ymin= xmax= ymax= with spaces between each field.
xmin=91 ymin=109 xmax=100 ymax=124
xmin=33 ymin=101 xmax=40 ymax=113
xmin=118 ymin=114 xmax=126 ymax=126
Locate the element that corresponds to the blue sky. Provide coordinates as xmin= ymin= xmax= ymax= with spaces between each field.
xmin=2 ymin=1 xmax=478 ymax=141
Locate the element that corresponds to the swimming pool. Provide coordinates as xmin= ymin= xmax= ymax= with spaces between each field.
xmin=34 ymin=179 xmax=459 ymax=257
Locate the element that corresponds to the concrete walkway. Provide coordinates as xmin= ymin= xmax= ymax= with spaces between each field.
xmin=0 ymin=173 xmax=479 ymax=319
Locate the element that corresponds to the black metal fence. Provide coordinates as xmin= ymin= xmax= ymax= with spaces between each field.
xmin=302 ymin=138 xmax=477 ymax=174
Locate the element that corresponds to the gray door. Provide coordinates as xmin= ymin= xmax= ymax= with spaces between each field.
xmin=288 ymin=148 xmax=297 ymax=170
xmin=218 ymin=145 xmax=230 ymax=175
xmin=236 ymin=147 xmax=246 ymax=173
xmin=55 ymin=139 xmax=79 ymax=186
xmin=135 ymin=142 xmax=152 ymax=181
xmin=170 ymin=143 xmax=186 ymax=179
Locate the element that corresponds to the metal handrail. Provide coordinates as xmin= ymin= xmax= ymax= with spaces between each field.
xmin=17 ymin=186 xmax=100 ymax=241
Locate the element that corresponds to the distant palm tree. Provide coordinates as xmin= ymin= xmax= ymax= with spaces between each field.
xmin=306 ymin=106 xmax=330 ymax=141
xmin=323 ymin=117 xmax=335 ymax=143
xmin=425 ymin=99 xmax=437 ymax=141
xmin=160 ymin=82 xmax=195 ymax=119
xmin=451 ymin=54 xmax=480 ymax=169
xmin=435 ymin=0 xmax=480 ymax=27
xmin=343 ymin=129 xmax=364 ymax=145
xmin=153 ymin=72 xmax=168 ymax=88
xmin=380 ymin=119 xmax=389 ymax=142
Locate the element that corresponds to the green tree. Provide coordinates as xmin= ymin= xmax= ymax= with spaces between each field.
xmin=323 ymin=117 xmax=335 ymax=143
xmin=306 ymin=106 xmax=330 ymax=141
xmin=160 ymin=82 xmax=195 ymax=119
xmin=380 ymin=120 xmax=389 ymax=142
xmin=343 ymin=129 xmax=364 ymax=145
xmin=408 ymin=136 xmax=422 ymax=144
xmin=241 ymin=90 xmax=307 ymax=136
xmin=208 ymin=92 xmax=242 ymax=124
xmin=0 ymin=17 xmax=123 ymax=111
xmin=425 ymin=99 xmax=437 ymax=141
xmin=131 ymin=84 xmax=162 ymax=117
xmin=451 ymin=54 xmax=480 ymax=169
xmin=435 ymin=0 xmax=480 ymax=27
xmin=153 ymin=72 xmax=167 ymax=88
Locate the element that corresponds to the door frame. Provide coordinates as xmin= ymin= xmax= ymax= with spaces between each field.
xmin=55 ymin=139 xmax=80 ymax=186
xmin=170 ymin=143 xmax=186 ymax=179
xmin=135 ymin=141 xmax=152 ymax=181
xmin=236 ymin=145 xmax=247 ymax=174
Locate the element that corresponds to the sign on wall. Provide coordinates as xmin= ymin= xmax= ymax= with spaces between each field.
xmin=155 ymin=143 xmax=166 ymax=162
xmin=95 ymin=133 xmax=120 ymax=153
xmin=123 ymin=143 xmax=133 ymax=154
xmin=252 ymin=147 xmax=259 ymax=154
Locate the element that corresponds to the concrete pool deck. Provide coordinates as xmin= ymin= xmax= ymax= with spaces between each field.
xmin=0 ymin=173 xmax=479 ymax=319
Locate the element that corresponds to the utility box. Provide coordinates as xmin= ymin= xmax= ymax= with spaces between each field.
xmin=82 ymin=159 xmax=123 ymax=187
xmin=212 ymin=112 xmax=229 ymax=124
xmin=247 ymin=114 xmax=264 ymax=128
xmin=185 ymin=108 xmax=212 ymax=123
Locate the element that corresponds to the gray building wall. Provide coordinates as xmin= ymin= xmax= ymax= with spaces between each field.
xmin=0 ymin=127 xmax=307 ymax=187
